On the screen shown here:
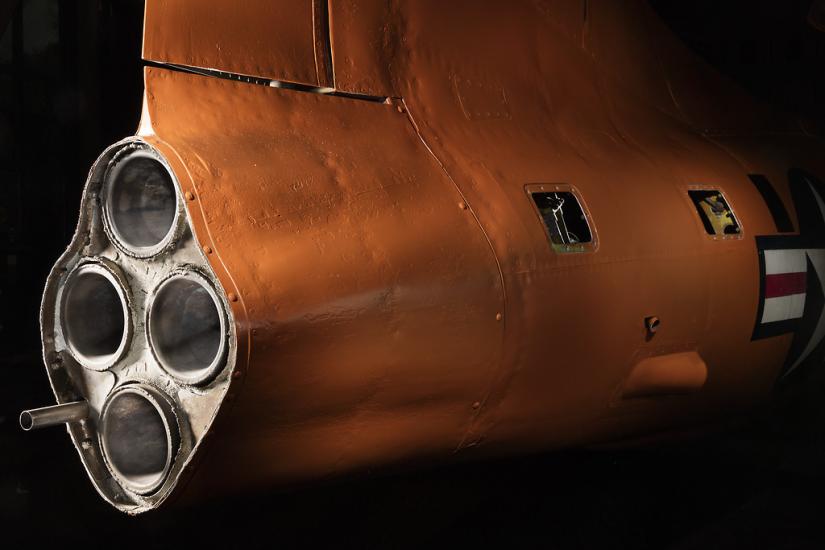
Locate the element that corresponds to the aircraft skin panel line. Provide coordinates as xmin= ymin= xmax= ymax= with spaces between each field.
xmin=20 ymin=0 xmax=825 ymax=514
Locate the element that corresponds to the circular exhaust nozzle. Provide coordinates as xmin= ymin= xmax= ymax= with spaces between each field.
xmin=148 ymin=271 xmax=228 ymax=385
xmin=60 ymin=262 xmax=131 ymax=370
xmin=102 ymin=148 xmax=181 ymax=257
xmin=100 ymin=385 xmax=180 ymax=495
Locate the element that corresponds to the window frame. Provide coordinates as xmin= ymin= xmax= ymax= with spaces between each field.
xmin=525 ymin=183 xmax=598 ymax=254
xmin=685 ymin=186 xmax=744 ymax=241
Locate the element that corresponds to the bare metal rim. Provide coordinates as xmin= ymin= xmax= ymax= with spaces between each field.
xmin=101 ymin=144 xmax=184 ymax=259
xmin=146 ymin=269 xmax=229 ymax=386
xmin=58 ymin=259 xmax=133 ymax=371
xmin=99 ymin=384 xmax=180 ymax=496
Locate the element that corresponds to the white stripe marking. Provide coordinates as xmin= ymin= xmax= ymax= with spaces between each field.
xmin=764 ymin=249 xmax=807 ymax=275
xmin=762 ymin=293 xmax=807 ymax=324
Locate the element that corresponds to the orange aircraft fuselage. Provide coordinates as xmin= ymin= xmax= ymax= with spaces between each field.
xmin=24 ymin=0 xmax=825 ymax=513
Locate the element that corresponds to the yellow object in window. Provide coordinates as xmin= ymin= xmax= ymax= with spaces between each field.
xmin=698 ymin=194 xmax=737 ymax=235
xmin=689 ymin=190 xmax=741 ymax=236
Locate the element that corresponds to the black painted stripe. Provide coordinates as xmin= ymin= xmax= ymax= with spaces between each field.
xmin=748 ymin=174 xmax=795 ymax=233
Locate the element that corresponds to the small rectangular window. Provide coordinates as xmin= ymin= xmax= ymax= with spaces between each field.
xmin=530 ymin=190 xmax=593 ymax=253
xmin=688 ymin=190 xmax=741 ymax=236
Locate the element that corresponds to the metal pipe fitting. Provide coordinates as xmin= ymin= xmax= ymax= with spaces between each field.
xmin=19 ymin=401 xmax=90 ymax=431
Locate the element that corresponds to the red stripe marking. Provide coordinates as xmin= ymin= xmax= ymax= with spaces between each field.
xmin=765 ymin=272 xmax=807 ymax=298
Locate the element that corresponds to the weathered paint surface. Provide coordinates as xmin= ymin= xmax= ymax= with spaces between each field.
xmin=35 ymin=0 xmax=825 ymax=510
xmin=144 ymin=67 xmax=506 ymax=496
xmin=143 ymin=0 xmax=319 ymax=85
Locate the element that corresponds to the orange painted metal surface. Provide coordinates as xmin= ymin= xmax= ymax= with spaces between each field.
xmin=34 ymin=1 xmax=825 ymax=511
xmin=317 ymin=0 xmax=812 ymax=453
xmin=143 ymin=0 xmax=320 ymax=85
xmin=142 ymin=0 xmax=825 ymax=499
xmin=623 ymin=351 xmax=709 ymax=399
xmin=142 ymin=66 xmax=506 ymax=495
xmin=327 ymin=0 xmax=397 ymax=97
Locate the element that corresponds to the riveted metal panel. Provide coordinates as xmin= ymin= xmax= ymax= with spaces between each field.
xmin=142 ymin=67 xmax=505 ymax=495
xmin=143 ymin=0 xmax=319 ymax=85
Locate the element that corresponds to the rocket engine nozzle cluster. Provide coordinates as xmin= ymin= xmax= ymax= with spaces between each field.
xmin=23 ymin=140 xmax=238 ymax=514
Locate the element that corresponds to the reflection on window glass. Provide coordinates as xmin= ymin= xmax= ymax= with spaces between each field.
xmin=530 ymin=191 xmax=592 ymax=253
xmin=688 ymin=190 xmax=741 ymax=236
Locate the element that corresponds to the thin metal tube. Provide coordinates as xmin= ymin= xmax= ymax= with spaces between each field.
xmin=19 ymin=401 xmax=89 ymax=431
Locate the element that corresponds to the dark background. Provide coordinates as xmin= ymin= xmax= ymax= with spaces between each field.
xmin=1 ymin=1 xmax=824 ymax=547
